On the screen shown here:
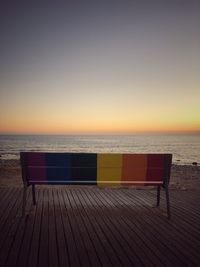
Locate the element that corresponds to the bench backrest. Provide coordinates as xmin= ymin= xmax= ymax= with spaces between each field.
xmin=20 ymin=152 xmax=172 ymax=186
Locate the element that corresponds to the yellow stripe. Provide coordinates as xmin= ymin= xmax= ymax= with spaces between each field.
xmin=97 ymin=154 xmax=122 ymax=186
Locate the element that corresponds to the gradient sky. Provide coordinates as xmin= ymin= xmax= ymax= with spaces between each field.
xmin=1 ymin=0 xmax=200 ymax=134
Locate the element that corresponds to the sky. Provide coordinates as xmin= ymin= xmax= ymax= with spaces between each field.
xmin=0 ymin=0 xmax=200 ymax=134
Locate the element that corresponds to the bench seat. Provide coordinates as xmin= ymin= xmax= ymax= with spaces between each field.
xmin=20 ymin=152 xmax=172 ymax=218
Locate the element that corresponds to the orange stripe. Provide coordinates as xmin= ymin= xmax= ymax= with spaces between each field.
xmin=122 ymin=154 xmax=147 ymax=185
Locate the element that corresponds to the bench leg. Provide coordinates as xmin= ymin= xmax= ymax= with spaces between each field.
xmin=22 ymin=185 xmax=27 ymax=217
xmin=32 ymin=184 xmax=36 ymax=205
xmin=165 ymin=185 xmax=171 ymax=219
xmin=156 ymin=186 xmax=161 ymax=207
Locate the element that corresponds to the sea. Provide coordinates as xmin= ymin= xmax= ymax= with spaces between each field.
xmin=0 ymin=134 xmax=200 ymax=165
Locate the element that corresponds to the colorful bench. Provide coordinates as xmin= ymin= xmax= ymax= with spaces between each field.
xmin=20 ymin=152 xmax=172 ymax=218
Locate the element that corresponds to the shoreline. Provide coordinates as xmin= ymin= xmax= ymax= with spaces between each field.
xmin=0 ymin=159 xmax=200 ymax=190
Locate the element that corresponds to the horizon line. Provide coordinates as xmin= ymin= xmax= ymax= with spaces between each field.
xmin=0 ymin=130 xmax=200 ymax=136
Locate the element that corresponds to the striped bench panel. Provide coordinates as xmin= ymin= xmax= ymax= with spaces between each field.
xmin=21 ymin=152 xmax=172 ymax=185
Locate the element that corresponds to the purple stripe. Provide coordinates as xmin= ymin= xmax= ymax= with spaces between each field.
xmin=26 ymin=153 xmax=47 ymax=181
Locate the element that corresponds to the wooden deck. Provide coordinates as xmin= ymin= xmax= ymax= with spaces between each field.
xmin=0 ymin=186 xmax=200 ymax=267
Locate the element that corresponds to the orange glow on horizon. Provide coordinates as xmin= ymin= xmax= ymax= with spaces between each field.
xmin=1 ymin=83 xmax=200 ymax=135
xmin=1 ymin=120 xmax=200 ymax=135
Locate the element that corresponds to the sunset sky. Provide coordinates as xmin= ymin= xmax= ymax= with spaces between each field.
xmin=0 ymin=0 xmax=200 ymax=134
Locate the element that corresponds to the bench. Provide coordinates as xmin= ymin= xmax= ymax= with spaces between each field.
xmin=20 ymin=152 xmax=172 ymax=218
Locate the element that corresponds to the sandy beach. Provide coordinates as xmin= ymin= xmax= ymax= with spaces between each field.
xmin=0 ymin=159 xmax=200 ymax=190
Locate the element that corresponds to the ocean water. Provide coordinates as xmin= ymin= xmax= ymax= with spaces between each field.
xmin=0 ymin=134 xmax=200 ymax=165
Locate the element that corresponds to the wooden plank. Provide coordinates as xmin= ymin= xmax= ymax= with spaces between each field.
xmin=148 ymin=190 xmax=200 ymax=231
xmin=0 ymin=187 xmax=12 ymax=208
xmin=81 ymin=188 xmax=126 ymax=267
xmin=0 ymin=188 xmax=19 ymax=227
xmin=69 ymin=188 xmax=102 ymax=267
xmin=84 ymin=188 xmax=140 ymax=267
xmin=103 ymin=188 xmax=181 ymax=266
xmin=154 ymin=189 xmax=200 ymax=222
xmin=52 ymin=188 xmax=70 ymax=267
xmin=0 ymin=187 xmax=200 ymax=267
xmin=139 ymin=190 xmax=200 ymax=236
xmin=93 ymin=188 xmax=163 ymax=267
xmin=0 ymin=188 xmax=28 ymax=266
xmin=118 ymin=189 xmax=192 ymax=265
xmin=6 ymin=189 xmax=33 ymax=267
xmin=48 ymin=188 xmax=59 ymax=267
xmin=56 ymin=188 xmax=80 ymax=267
xmin=97 ymin=188 xmax=169 ymax=267
xmin=16 ymin=188 xmax=40 ymax=267
xmin=79 ymin=188 xmax=121 ymax=267
xmin=38 ymin=188 xmax=49 ymax=267
xmin=76 ymin=188 xmax=112 ymax=267
xmin=117 ymin=188 xmax=200 ymax=266
xmin=63 ymin=188 xmax=91 ymax=267
xmin=28 ymin=187 xmax=44 ymax=267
